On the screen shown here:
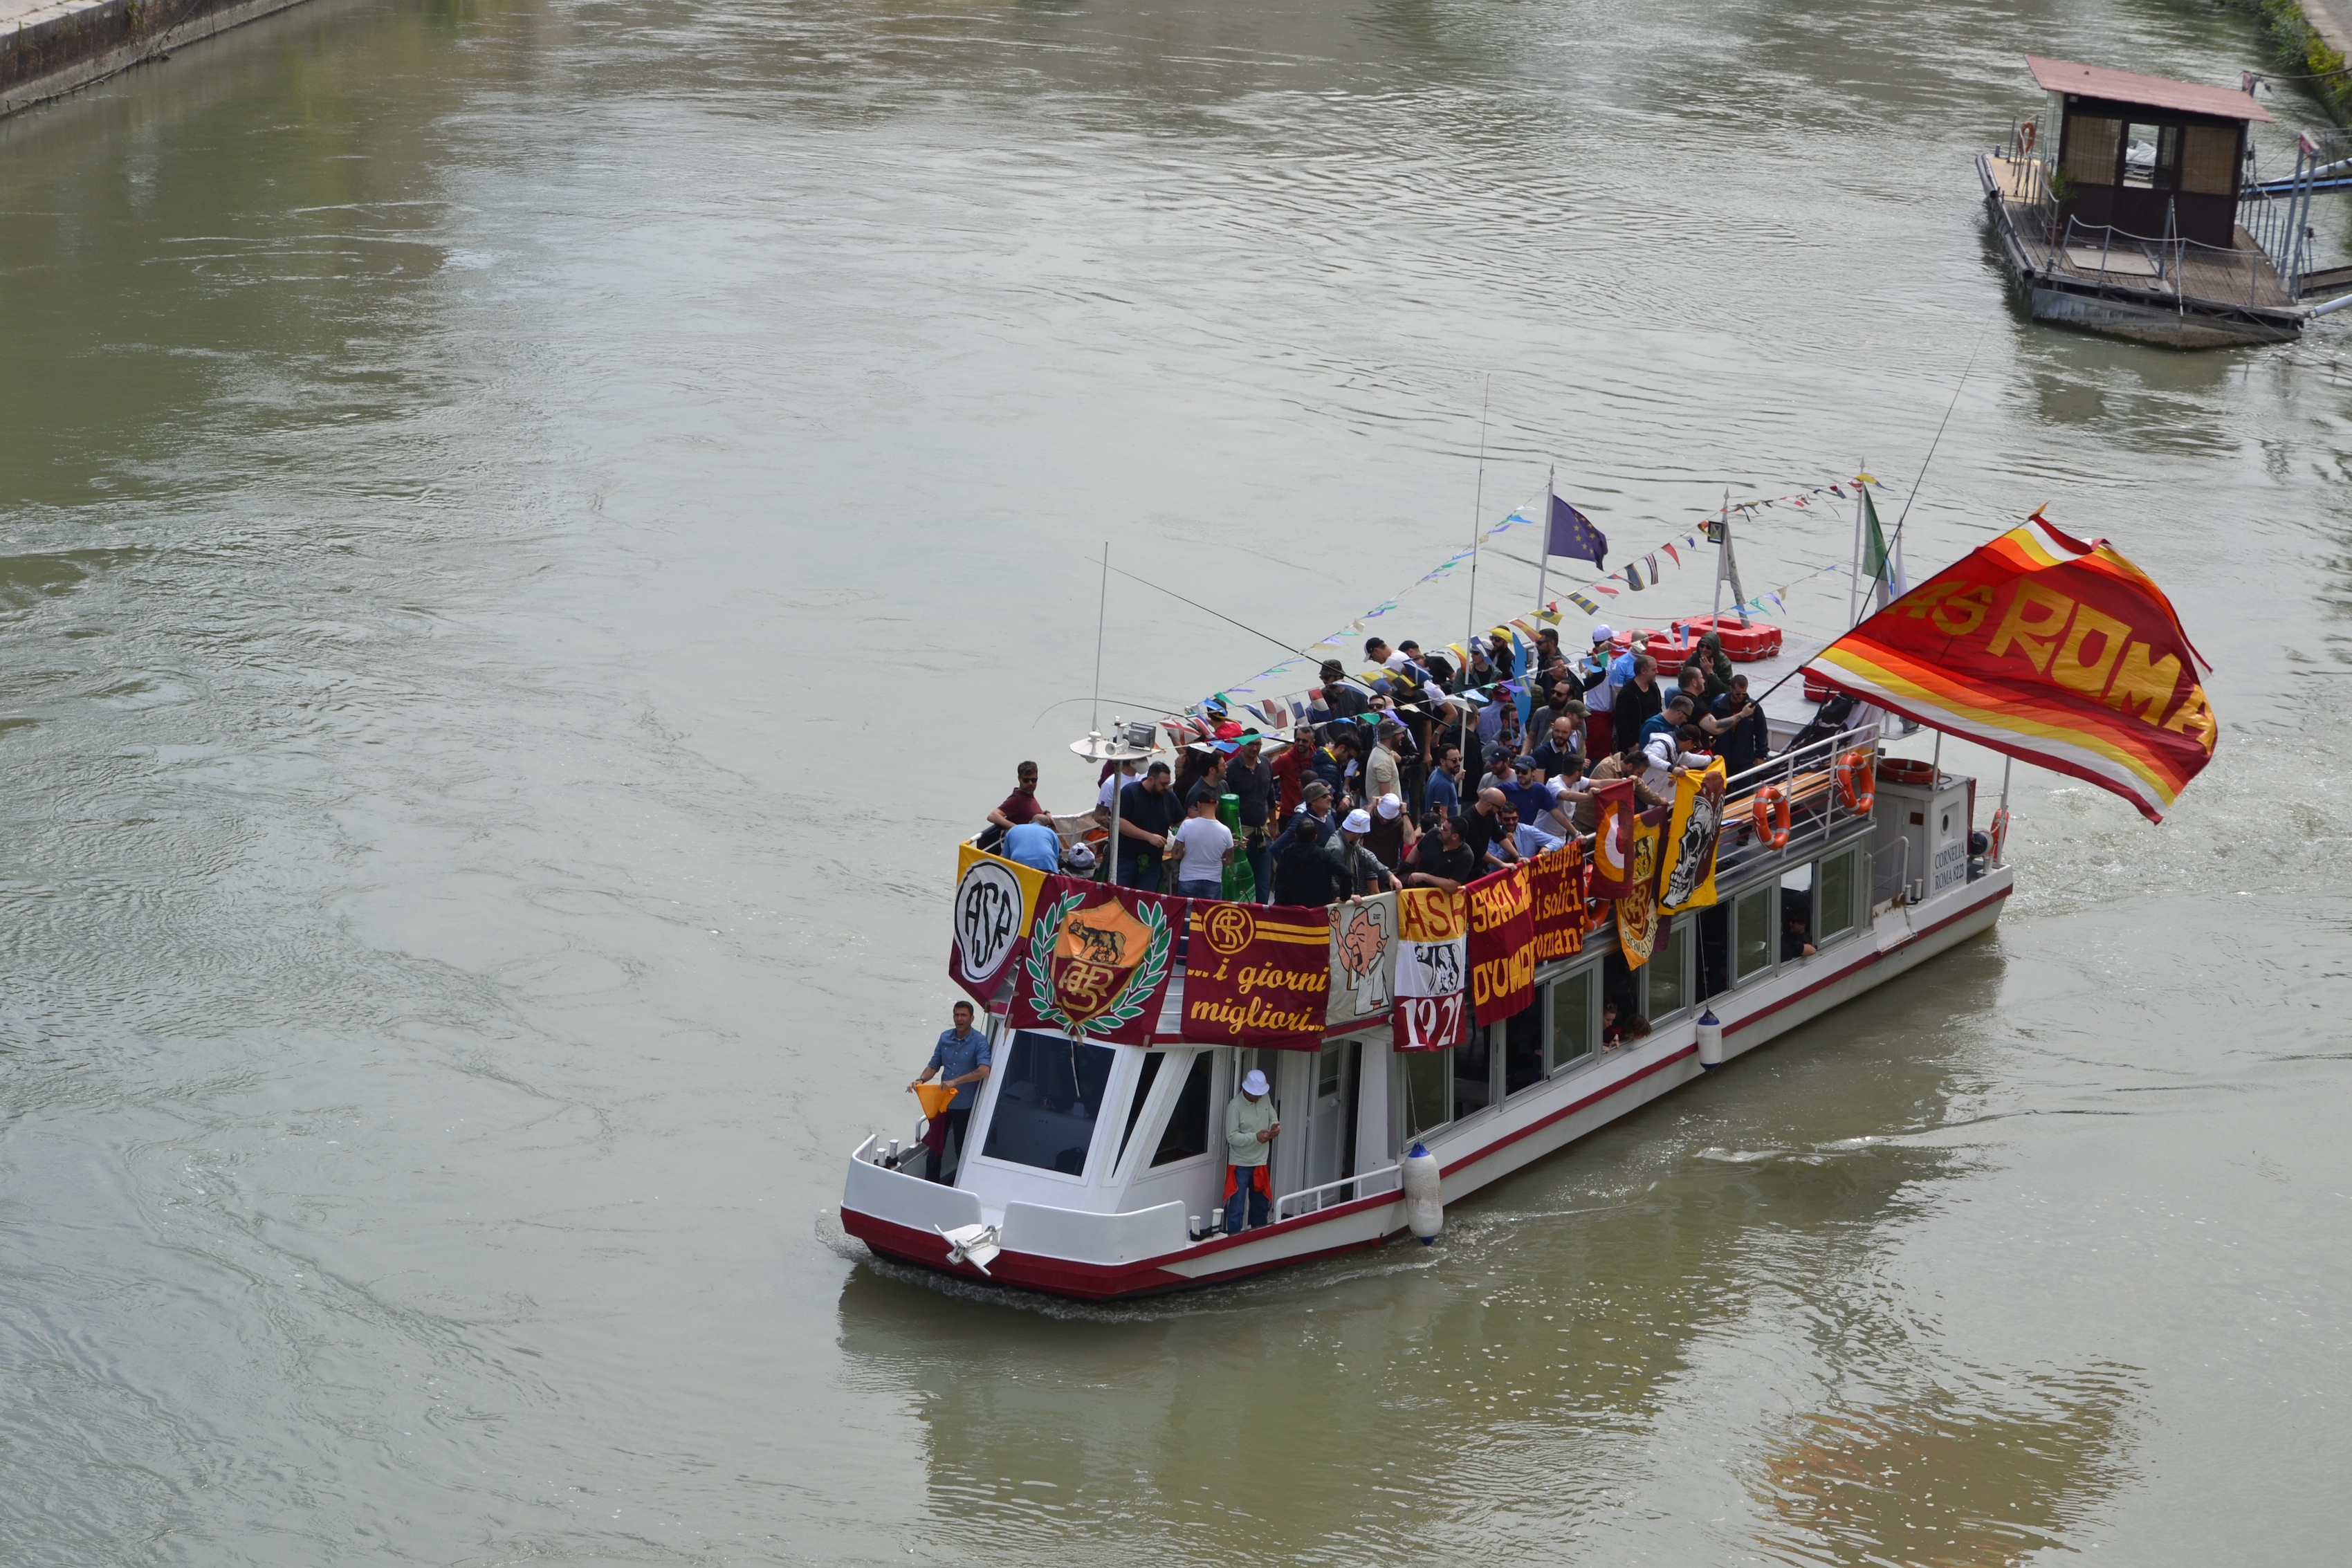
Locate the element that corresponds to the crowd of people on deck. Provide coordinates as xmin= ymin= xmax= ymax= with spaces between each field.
xmin=980 ymin=624 xmax=1774 ymax=907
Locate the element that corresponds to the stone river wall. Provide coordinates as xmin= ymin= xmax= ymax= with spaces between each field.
xmin=1 ymin=0 xmax=313 ymax=118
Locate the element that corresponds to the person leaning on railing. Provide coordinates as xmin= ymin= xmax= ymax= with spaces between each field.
xmin=1574 ymin=747 xmax=1671 ymax=835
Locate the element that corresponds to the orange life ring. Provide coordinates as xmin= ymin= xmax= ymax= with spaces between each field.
xmin=1989 ymin=807 xmax=2010 ymax=863
xmin=1878 ymin=757 xmax=1935 ymax=786
xmin=1752 ymin=786 xmax=1792 ymax=850
xmin=1835 ymin=749 xmax=1875 ymax=814
xmin=2020 ymin=120 xmax=2037 ymax=155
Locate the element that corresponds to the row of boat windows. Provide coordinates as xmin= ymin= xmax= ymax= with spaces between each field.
xmin=1398 ymin=841 xmax=1868 ymax=1142
xmin=973 ymin=842 xmax=1873 ymax=1179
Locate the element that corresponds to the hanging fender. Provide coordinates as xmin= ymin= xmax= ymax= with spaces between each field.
xmin=1835 ymin=749 xmax=1876 ymax=815
xmin=1752 ymin=786 xmax=1792 ymax=849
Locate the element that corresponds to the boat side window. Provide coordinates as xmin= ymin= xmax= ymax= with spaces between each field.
xmin=1453 ymin=1027 xmax=1494 ymax=1119
xmin=1150 ymin=1050 xmax=1213 ymax=1167
xmin=1780 ymin=863 xmax=1815 ymax=964
xmin=1697 ymin=903 xmax=1729 ymax=1001
xmin=1817 ymin=847 xmax=1860 ymax=945
xmin=1731 ymin=883 xmax=1775 ymax=985
xmin=1116 ymin=1051 xmax=1165 ymax=1169
xmin=1648 ymin=916 xmax=1690 ymax=1021
xmin=1397 ymin=1047 xmax=1451 ymax=1142
xmin=980 ymin=1031 xmax=1117 ymax=1177
xmin=1602 ymin=948 xmax=1641 ymax=1029
xmin=1503 ymin=1005 xmax=1544 ymax=1096
xmin=1547 ymin=966 xmax=1597 ymax=1073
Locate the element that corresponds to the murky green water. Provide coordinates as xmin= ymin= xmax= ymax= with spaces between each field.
xmin=2 ymin=0 xmax=2349 ymax=1561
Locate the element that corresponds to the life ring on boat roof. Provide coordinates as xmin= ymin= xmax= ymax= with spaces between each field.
xmin=1878 ymin=757 xmax=1936 ymax=786
xmin=1989 ymin=806 xmax=2010 ymax=863
xmin=1752 ymin=786 xmax=1792 ymax=850
xmin=1835 ymin=749 xmax=1876 ymax=814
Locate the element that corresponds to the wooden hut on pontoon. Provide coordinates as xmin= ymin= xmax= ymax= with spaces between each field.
xmin=1979 ymin=55 xmax=2352 ymax=347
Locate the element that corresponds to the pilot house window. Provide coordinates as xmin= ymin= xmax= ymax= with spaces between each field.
xmin=982 ymin=1031 xmax=1116 ymax=1176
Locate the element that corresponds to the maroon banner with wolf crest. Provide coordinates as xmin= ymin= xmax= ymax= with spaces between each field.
xmin=1005 ymin=876 xmax=1180 ymax=1045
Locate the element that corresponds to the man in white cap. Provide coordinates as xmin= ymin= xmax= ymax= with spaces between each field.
xmin=1581 ymin=624 xmax=1619 ymax=761
xmin=1365 ymin=791 xmax=1417 ymax=874
xmin=1223 ymin=1067 xmax=1281 ymax=1232
xmin=1336 ymin=807 xmax=1402 ymax=897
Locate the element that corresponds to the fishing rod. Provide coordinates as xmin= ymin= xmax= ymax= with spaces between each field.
xmin=1886 ymin=331 xmax=1987 ymax=557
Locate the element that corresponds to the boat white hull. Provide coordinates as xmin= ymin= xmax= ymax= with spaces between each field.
xmin=842 ymin=869 xmax=2013 ymax=1300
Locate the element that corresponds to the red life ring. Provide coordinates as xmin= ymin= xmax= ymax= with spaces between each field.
xmin=1752 ymin=786 xmax=1792 ymax=849
xmin=1835 ymin=749 xmax=1875 ymax=814
xmin=2020 ymin=120 xmax=2037 ymax=155
xmin=1989 ymin=807 xmax=2010 ymax=863
xmin=1878 ymin=757 xmax=1935 ymax=786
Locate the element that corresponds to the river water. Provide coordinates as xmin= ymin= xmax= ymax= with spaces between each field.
xmin=3 ymin=0 xmax=2349 ymax=1561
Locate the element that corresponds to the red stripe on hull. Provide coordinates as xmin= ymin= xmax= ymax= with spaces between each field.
xmin=839 ymin=1207 xmax=1390 ymax=1302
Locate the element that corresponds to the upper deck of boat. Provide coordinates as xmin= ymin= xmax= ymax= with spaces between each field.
xmin=1981 ymin=154 xmax=2297 ymax=311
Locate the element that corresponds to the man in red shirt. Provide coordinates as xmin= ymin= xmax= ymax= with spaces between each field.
xmin=987 ymin=762 xmax=1053 ymax=833
xmin=1271 ymin=727 xmax=1314 ymax=820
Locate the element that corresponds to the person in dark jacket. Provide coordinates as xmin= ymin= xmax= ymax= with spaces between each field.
xmin=1228 ymin=737 xmax=1278 ymax=903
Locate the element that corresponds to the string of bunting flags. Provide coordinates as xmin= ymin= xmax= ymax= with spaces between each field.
xmin=1177 ymin=473 xmax=1894 ymax=737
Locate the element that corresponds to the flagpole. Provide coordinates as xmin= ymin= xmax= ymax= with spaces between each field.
xmin=1536 ymin=463 xmax=1552 ymax=617
xmin=1464 ymin=375 xmax=1491 ymax=665
xmin=1711 ymin=489 xmax=1727 ymax=624
xmin=1848 ymin=463 xmax=1864 ymax=628
xmin=1092 ymin=541 xmax=1110 ymax=735
xmin=1460 ymin=376 xmax=1491 ymax=779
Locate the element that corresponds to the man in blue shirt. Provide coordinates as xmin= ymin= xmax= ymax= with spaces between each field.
xmin=1001 ymin=818 xmax=1063 ymax=874
xmin=908 ymin=1002 xmax=992 ymax=1183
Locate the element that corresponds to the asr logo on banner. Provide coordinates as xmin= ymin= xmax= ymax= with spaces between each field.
xmin=1659 ymin=759 xmax=1727 ymax=914
xmin=949 ymin=842 xmax=1045 ymax=1005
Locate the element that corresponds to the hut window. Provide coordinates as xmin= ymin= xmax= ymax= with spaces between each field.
xmin=2179 ymin=124 xmax=2237 ymax=195
xmin=2064 ymin=114 xmax=2120 ymax=185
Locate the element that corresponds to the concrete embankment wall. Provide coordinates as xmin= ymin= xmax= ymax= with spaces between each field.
xmin=1 ymin=0 xmax=313 ymax=118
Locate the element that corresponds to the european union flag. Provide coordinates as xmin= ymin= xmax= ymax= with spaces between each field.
xmin=1547 ymin=495 xmax=1607 ymax=570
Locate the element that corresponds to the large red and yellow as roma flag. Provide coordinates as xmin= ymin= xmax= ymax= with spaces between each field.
xmin=1806 ymin=515 xmax=2214 ymax=824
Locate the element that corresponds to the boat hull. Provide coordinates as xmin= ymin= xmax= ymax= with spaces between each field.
xmin=843 ymin=870 xmax=2012 ymax=1301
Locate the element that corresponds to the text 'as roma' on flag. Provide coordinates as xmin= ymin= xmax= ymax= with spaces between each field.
xmin=1803 ymin=515 xmax=2214 ymax=824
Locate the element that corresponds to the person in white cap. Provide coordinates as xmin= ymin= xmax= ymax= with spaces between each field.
xmin=1366 ymin=790 xmax=1418 ymax=874
xmin=1336 ymin=807 xmax=1402 ymax=896
xmin=1580 ymin=624 xmax=1620 ymax=760
xmin=1223 ymin=1067 xmax=1281 ymax=1232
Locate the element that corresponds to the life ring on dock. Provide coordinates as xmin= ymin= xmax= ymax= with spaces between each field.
xmin=1989 ymin=807 xmax=2010 ymax=863
xmin=2019 ymin=120 xmax=2037 ymax=156
xmin=1752 ymin=786 xmax=1792 ymax=850
xmin=1835 ymin=749 xmax=1875 ymax=814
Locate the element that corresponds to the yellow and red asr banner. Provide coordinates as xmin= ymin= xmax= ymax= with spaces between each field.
xmin=1806 ymin=515 xmax=2215 ymax=824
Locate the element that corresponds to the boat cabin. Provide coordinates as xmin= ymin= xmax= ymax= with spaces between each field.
xmin=2028 ymin=54 xmax=2272 ymax=250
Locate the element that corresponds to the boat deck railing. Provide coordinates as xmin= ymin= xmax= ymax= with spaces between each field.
xmin=1274 ymin=1163 xmax=1402 ymax=1223
xmin=1707 ymin=723 xmax=1883 ymax=885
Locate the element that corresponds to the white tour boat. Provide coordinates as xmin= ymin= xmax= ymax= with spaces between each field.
xmin=840 ymin=508 xmax=2212 ymax=1302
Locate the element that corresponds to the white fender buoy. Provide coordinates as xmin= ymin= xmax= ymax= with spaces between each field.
xmin=1696 ymin=1010 xmax=1725 ymax=1071
xmin=1400 ymin=1142 xmax=1443 ymax=1244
